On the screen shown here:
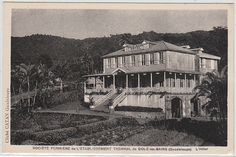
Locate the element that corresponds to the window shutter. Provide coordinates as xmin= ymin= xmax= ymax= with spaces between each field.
xmin=118 ymin=57 xmax=122 ymax=67
xmin=154 ymin=52 xmax=159 ymax=64
xmin=139 ymin=54 xmax=142 ymax=66
xmin=145 ymin=54 xmax=150 ymax=65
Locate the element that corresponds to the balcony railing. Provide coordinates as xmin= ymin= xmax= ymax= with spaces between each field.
xmin=126 ymin=87 xmax=193 ymax=94
xmin=86 ymin=87 xmax=194 ymax=95
xmin=85 ymin=88 xmax=112 ymax=94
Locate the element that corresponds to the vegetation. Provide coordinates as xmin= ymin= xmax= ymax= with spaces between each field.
xmin=193 ymin=66 xmax=227 ymax=145
xmin=12 ymin=27 xmax=227 ymax=75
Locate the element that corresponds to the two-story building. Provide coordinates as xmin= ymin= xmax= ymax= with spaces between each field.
xmin=83 ymin=40 xmax=220 ymax=119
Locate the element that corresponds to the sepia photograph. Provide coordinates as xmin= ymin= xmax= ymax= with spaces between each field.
xmin=2 ymin=2 xmax=234 ymax=154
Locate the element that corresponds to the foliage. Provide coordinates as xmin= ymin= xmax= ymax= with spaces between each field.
xmin=115 ymin=106 xmax=164 ymax=112
xmin=193 ymin=66 xmax=227 ymax=145
xmin=32 ymin=127 xmax=77 ymax=144
xmin=194 ymin=66 xmax=227 ymax=120
xmin=76 ymin=119 xmax=118 ymax=135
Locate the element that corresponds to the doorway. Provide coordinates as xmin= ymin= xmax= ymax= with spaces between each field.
xmin=171 ymin=97 xmax=182 ymax=118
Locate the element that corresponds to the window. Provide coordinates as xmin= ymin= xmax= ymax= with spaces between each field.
xmin=180 ymin=79 xmax=184 ymax=88
xmin=115 ymin=58 xmax=118 ymax=68
xmin=122 ymin=56 xmax=125 ymax=66
xmin=108 ymin=58 xmax=111 ymax=68
xmin=187 ymin=79 xmax=191 ymax=88
xmin=171 ymin=78 xmax=175 ymax=87
xmin=206 ymin=59 xmax=211 ymax=69
xmin=142 ymin=54 xmax=146 ymax=65
xmin=159 ymin=52 xmax=164 ymax=63
xmin=150 ymin=53 xmax=154 ymax=64
xmin=131 ymin=55 xmax=135 ymax=66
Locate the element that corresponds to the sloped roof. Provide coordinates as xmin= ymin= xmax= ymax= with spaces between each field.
xmin=198 ymin=53 xmax=221 ymax=60
xmin=102 ymin=40 xmax=196 ymax=58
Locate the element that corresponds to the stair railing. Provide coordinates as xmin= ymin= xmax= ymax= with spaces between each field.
xmin=91 ymin=90 xmax=114 ymax=109
xmin=109 ymin=89 xmax=127 ymax=109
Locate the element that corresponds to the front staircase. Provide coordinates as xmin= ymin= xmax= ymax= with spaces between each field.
xmin=93 ymin=89 xmax=127 ymax=113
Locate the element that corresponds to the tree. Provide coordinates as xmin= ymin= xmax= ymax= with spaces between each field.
xmin=194 ymin=66 xmax=227 ymax=144
xmin=14 ymin=63 xmax=37 ymax=111
xmin=52 ymin=62 xmax=71 ymax=92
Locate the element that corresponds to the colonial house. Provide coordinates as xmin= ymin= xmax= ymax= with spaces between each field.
xmin=83 ymin=40 xmax=220 ymax=119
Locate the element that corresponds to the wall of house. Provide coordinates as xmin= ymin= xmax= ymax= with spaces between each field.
xmin=118 ymin=94 xmax=165 ymax=109
xmin=165 ymin=94 xmax=195 ymax=119
xmin=103 ymin=51 xmax=166 ymax=73
xmin=200 ymin=58 xmax=218 ymax=73
xmin=166 ymin=51 xmax=196 ymax=72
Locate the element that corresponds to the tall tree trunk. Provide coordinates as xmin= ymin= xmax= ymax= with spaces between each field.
xmin=27 ymin=76 xmax=30 ymax=113
xmin=32 ymin=81 xmax=38 ymax=110
xmin=60 ymin=79 xmax=63 ymax=93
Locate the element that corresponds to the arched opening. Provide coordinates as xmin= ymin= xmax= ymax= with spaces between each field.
xmin=191 ymin=98 xmax=200 ymax=117
xmin=171 ymin=97 xmax=182 ymax=118
xmin=115 ymin=70 xmax=126 ymax=89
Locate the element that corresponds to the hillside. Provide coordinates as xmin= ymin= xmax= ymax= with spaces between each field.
xmin=11 ymin=27 xmax=227 ymax=75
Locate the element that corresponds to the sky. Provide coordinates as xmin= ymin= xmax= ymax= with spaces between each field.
xmin=12 ymin=9 xmax=227 ymax=39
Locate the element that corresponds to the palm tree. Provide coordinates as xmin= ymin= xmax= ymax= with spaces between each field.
xmin=14 ymin=63 xmax=37 ymax=111
xmin=52 ymin=62 xmax=71 ymax=92
xmin=193 ymin=66 xmax=227 ymax=144
xmin=194 ymin=66 xmax=227 ymax=120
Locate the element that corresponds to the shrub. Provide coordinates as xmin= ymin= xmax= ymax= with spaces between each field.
xmin=115 ymin=106 xmax=163 ymax=112
xmin=76 ymin=118 xmax=118 ymax=135
xmin=32 ymin=127 xmax=77 ymax=144
xmin=116 ymin=117 xmax=139 ymax=126
xmin=11 ymin=129 xmax=35 ymax=145
xmin=21 ymin=140 xmax=47 ymax=145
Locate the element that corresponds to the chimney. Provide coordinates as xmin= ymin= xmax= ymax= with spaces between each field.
xmin=191 ymin=48 xmax=204 ymax=53
xmin=181 ymin=45 xmax=191 ymax=49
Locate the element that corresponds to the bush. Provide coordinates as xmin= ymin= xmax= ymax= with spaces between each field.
xmin=76 ymin=118 xmax=118 ymax=135
xmin=21 ymin=140 xmax=47 ymax=145
xmin=32 ymin=127 xmax=77 ymax=144
xmin=115 ymin=106 xmax=163 ymax=112
xmin=11 ymin=129 xmax=35 ymax=145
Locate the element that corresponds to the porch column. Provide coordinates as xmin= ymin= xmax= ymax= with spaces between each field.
xmin=113 ymin=74 xmax=116 ymax=90
xmin=94 ymin=77 xmax=96 ymax=89
xmin=163 ymin=71 xmax=166 ymax=87
xmin=174 ymin=73 xmax=176 ymax=88
xmin=184 ymin=74 xmax=186 ymax=88
xmin=138 ymin=73 xmax=140 ymax=88
xmin=84 ymin=82 xmax=86 ymax=93
xmin=150 ymin=73 xmax=153 ymax=88
xmin=103 ymin=76 xmax=105 ymax=88
xmin=126 ymin=74 xmax=128 ymax=89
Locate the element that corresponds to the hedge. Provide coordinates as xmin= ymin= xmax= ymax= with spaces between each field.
xmin=115 ymin=106 xmax=164 ymax=112
xmin=11 ymin=129 xmax=35 ymax=145
xmin=32 ymin=127 xmax=77 ymax=144
xmin=76 ymin=118 xmax=118 ymax=136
